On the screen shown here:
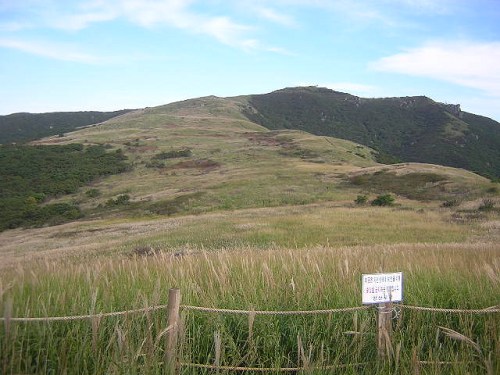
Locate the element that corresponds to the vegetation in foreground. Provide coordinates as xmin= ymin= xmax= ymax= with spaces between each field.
xmin=1 ymin=243 xmax=499 ymax=374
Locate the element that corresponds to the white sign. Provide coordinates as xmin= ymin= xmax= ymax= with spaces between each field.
xmin=362 ymin=272 xmax=403 ymax=304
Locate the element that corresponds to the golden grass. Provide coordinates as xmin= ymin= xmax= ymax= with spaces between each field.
xmin=0 ymin=200 xmax=495 ymax=273
xmin=2 ymin=228 xmax=499 ymax=374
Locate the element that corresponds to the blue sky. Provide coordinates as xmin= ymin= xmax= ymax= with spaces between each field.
xmin=1 ymin=0 xmax=499 ymax=121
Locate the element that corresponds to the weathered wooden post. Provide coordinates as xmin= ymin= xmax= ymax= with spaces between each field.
xmin=165 ymin=288 xmax=181 ymax=374
xmin=214 ymin=330 xmax=222 ymax=374
xmin=377 ymin=302 xmax=393 ymax=361
xmin=412 ymin=347 xmax=420 ymax=375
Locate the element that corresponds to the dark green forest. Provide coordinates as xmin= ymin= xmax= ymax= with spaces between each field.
xmin=0 ymin=110 xmax=131 ymax=144
xmin=243 ymin=87 xmax=500 ymax=179
xmin=0 ymin=144 xmax=129 ymax=231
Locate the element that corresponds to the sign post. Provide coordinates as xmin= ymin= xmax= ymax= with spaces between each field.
xmin=362 ymin=272 xmax=403 ymax=361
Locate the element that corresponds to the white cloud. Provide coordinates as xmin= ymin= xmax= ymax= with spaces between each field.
xmin=0 ymin=38 xmax=103 ymax=64
xmin=197 ymin=15 xmax=254 ymax=47
xmin=51 ymin=9 xmax=117 ymax=31
xmin=31 ymin=0 xmax=260 ymax=50
xmin=382 ymin=0 xmax=455 ymax=14
xmin=0 ymin=0 xmax=291 ymax=58
xmin=0 ymin=21 xmax=33 ymax=31
xmin=255 ymin=7 xmax=296 ymax=27
xmin=118 ymin=0 xmax=262 ymax=49
xmin=371 ymin=40 xmax=500 ymax=96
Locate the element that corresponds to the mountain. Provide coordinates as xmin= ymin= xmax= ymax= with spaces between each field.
xmin=0 ymin=110 xmax=133 ymax=144
xmin=3 ymin=87 xmax=498 ymax=179
xmin=241 ymin=86 xmax=500 ymax=179
xmin=0 ymin=93 xmax=497 ymax=231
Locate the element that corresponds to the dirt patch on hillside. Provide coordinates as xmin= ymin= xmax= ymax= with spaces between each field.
xmin=245 ymin=132 xmax=294 ymax=147
xmin=169 ymin=159 xmax=220 ymax=172
xmin=126 ymin=145 xmax=158 ymax=153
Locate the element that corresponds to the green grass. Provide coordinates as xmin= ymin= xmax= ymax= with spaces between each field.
xmin=1 ymin=243 xmax=499 ymax=374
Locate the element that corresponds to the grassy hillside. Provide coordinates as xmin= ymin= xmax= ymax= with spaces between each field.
xmin=0 ymin=110 xmax=132 ymax=144
xmin=33 ymin=97 xmax=375 ymax=217
xmin=242 ymin=86 xmax=500 ymax=179
xmin=0 ymin=95 xmax=496 ymax=231
xmin=19 ymin=96 xmax=494 ymax=225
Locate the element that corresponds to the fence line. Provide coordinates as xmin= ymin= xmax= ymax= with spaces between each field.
xmin=3 ymin=290 xmax=499 ymax=374
xmin=401 ymin=305 xmax=500 ymax=314
xmin=181 ymin=304 xmax=371 ymax=315
xmin=0 ymin=304 xmax=170 ymax=322
xmin=180 ymin=361 xmax=372 ymax=372
xmin=1 ymin=303 xmax=499 ymax=322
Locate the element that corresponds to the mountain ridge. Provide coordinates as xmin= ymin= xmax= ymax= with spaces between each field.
xmin=240 ymin=86 xmax=500 ymax=179
xmin=1 ymin=87 xmax=499 ymax=179
xmin=1 ymin=90 xmax=498 ymax=231
xmin=0 ymin=110 xmax=133 ymax=145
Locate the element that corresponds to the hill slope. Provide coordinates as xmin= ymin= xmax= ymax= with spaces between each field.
xmin=0 ymin=110 xmax=132 ymax=144
xmin=241 ymin=86 xmax=500 ymax=179
xmin=14 ymin=95 xmax=491 ymax=227
xmin=0 ymin=93 xmax=497 ymax=232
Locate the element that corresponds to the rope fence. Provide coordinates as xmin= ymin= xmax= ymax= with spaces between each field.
xmin=2 ymin=304 xmax=500 ymax=322
xmin=180 ymin=361 xmax=372 ymax=372
xmin=0 ymin=304 xmax=170 ymax=322
xmin=2 ymin=288 xmax=499 ymax=373
xmin=400 ymin=304 xmax=500 ymax=314
xmin=1 ymin=303 xmax=499 ymax=322
xmin=181 ymin=304 xmax=371 ymax=315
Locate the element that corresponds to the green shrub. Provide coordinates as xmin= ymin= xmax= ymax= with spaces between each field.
xmin=85 ymin=188 xmax=101 ymax=198
xmin=371 ymin=194 xmax=395 ymax=206
xmin=0 ymin=144 xmax=129 ymax=231
xmin=486 ymin=186 xmax=498 ymax=194
xmin=153 ymin=148 xmax=192 ymax=160
xmin=354 ymin=195 xmax=368 ymax=205
xmin=145 ymin=160 xmax=165 ymax=169
xmin=350 ymin=175 xmax=369 ymax=185
xmin=106 ymin=194 xmax=130 ymax=206
xmin=441 ymin=199 xmax=460 ymax=208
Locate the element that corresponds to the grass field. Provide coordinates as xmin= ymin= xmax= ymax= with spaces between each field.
xmin=1 ymin=201 xmax=499 ymax=374
xmin=1 ymin=240 xmax=499 ymax=374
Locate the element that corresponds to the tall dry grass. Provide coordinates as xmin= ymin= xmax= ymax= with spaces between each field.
xmin=1 ymin=242 xmax=499 ymax=374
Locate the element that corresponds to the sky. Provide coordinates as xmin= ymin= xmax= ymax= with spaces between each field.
xmin=1 ymin=0 xmax=499 ymax=121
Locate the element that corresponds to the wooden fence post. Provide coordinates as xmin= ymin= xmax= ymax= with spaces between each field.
xmin=377 ymin=302 xmax=393 ymax=361
xmin=412 ymin=347 xmax=420 ymax=375
xmin=166 ymin=288 xmax=181 ymax=374
xmin=214 ymin=330 xmax=221 ymax=374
